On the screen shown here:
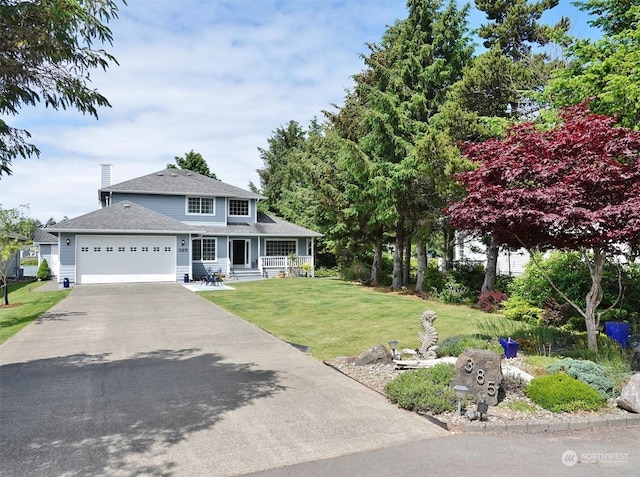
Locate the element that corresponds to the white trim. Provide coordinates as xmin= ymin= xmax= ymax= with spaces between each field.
xmin=185 ymin=196 xmax=216 ymax=216
xmin=228 ymin=199 xmax=250 ymax=217
xmin=192 ymin=237 xmax=218 ymax=262
xmin=265 ymin=239 xmax=297 ymax=256
xmin=76 ymin=235 xmax=176 ymax=284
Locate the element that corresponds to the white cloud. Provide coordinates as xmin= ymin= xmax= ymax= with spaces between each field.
xmin=0 ymin=0 xmax=597 ymax=223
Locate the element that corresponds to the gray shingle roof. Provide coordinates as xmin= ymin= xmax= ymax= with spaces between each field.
xmin=100 ymin=168 xmax=265 ymax=199
xmin=33 ymin=229 xmax=58 ymax=243
xmin=46 ymin=201 xmax=195 ymax=233
xmin=196 ymin=213 xmax=323 ymax=237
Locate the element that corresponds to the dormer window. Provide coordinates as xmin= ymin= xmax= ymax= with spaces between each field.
xmin=187 ymin=197 xmax=215 ymax=215
xmin=228 ymin=199 xmax=249 ymax=216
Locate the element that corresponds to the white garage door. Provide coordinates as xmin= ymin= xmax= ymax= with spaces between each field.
xmin=76 ymin=235 xmax=176 ymax=284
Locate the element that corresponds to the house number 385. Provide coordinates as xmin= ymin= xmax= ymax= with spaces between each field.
xmin=464 ymin=358 xmax=497 ymax=396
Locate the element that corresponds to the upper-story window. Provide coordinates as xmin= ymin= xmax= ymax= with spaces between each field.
xmin=228 ymin=199 xmax=249 ymax=216
xmin=187 ymin=197 xmax=215 ymax=215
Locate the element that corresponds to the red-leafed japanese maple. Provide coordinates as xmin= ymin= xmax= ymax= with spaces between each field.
xmin=447 ymin=103 xmax=640 ymax=351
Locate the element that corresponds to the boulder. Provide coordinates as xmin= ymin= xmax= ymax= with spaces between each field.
xmin=450 ymin=349 xmax=502 ymax=406
xmin=355 ymin=344 xmax=391 ymax=366
xmin=617 ymin=373 xmax=640 ymax=413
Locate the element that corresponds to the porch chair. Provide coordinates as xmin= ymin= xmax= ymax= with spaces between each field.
xmin=204 ymin=267 xmax=222 ymax=286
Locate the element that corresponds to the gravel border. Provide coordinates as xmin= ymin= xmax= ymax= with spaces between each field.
xmin=324 ymin=356 xmax=640 ymax=433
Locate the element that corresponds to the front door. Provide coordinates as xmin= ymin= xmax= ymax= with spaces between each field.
xmin=231 ymin=239 xmax=249 ymax=268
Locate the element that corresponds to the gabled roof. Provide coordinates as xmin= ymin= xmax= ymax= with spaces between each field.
xmin=100 ymin=168 xmax=265 ymax=200
xmin=197 ymin=213 xmax=323 ymax=238
xmin=46 ymin=201 xmax=195 ymax=234
xmin=33 ymin=229 xmax=58 ymax=244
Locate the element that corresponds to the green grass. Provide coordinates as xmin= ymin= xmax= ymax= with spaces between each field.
xmin=199 ymin=278 xmax=507 ymax=360
xmin=0 ymin=281 xmax=70 ymax=344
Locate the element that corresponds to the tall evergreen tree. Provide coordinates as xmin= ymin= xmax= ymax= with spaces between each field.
xmin=256 ymin=121 xmax=307 ymax=217
xmin=168 ymin=150 xmax=217 ymax=179
xmin=454 ymin=0 xmax=568 ymax=291
xmin=355 ymin=0 xmax=473 ymax=289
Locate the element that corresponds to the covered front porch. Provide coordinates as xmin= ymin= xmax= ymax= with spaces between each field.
xmin=227 ymin=236 xmax=317 ymax=279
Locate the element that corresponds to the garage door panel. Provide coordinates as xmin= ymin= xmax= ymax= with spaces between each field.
xmin=77 ymin=236 xmax=176 ymax=284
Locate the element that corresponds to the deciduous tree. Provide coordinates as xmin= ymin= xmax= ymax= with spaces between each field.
xmin=1 ymin=205 xmax=34 ymax=305
xmin=0 ymin=0 xmax=123 ymax=176
xmin=447 ymin=103 xmax=640 ymax=351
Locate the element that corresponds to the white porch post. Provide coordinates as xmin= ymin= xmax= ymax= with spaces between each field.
xmin=258 ymin=235 xmax=262 ymax=273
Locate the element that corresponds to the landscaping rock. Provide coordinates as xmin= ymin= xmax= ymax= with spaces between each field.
xmin=617 ymin=373 xmax=640 ymax=413
xmin=451 ymin=349 xmax=502 ymax=406
xmin=355 ymin=344 xmax=391 ymax=366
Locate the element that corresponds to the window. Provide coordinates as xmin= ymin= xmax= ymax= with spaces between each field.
xmin=229 ymin=199 xmax=249 ymax=216
xmin=142 ymin=246 xmax=149 ymax=252
xmin=94 ymin=247 xmax=101 ymax=252
xmin=187 ymin=197 xmax=215 ymax=215
xmin=81 ymin=247 xmax=89 ymax=252
xmin=130 ymin=246 xmax=137 ymax=252
xmin=266 ymin=240 xmax=296 ymax=256
xmin=153 ymin=246 xmax=160 ymax=252
xmin=106 ymin=247 xmax=114 ymax=252
xmin=192 ymin=238 xmax=216 ymax=261
xmin=164 ymin=246 xmax=171 ymax=252
xmin=118 ymin=246 xmax=125 ymax=252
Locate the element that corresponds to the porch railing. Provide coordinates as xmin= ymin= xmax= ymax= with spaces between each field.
xmin=259 ymin=255 xmax=314 ymax=276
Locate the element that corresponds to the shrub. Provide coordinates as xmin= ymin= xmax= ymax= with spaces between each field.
xmin=477 ymin=290 xmax=508 ymax=313
xmin=314 ymin=266 xmax=339 ymax=278
xmin=423 ymin=265 xmax=446 ymax=293
xmin=36 ymin=259 xmax=52 ymax=281
xmin=450 ymin=260 xmax=485 ymax=294
xmin=526 ymin=374 xmax=606 ymax=412
xmin=511 ymin=325 xmax=575 ymax=355
xmin=435 ymin=334 xmax=503 ymax=358
xmin=384 ymin=364 xmax=458 ymax=414
xmin=436 ymin=277 xmax=470 ymax=304
xmin=547 ymin=358 xmax=615 ymax=398
xmin=500 ymin=296 xmax=544 ymax=323
xmin=507 ymin=252 xmax=640 ymax=328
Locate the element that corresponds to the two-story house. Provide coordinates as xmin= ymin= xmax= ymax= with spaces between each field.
xmin=38 ymin=165 xmax=322 ymax=285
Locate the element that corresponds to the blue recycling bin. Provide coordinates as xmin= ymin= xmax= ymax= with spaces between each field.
xmin=499 ymin=338 xmax=520 ymax=358
xmin=604 ymin=322 xmax=630 ymax=348
xmin=183 ymin=273 xmax=189 ymax=283
xmin=63 ymin=278 xmax=70 ymax=289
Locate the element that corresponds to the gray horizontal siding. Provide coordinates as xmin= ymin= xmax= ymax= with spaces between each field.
xmin=111 ymin=193 xmax=225 ymax=224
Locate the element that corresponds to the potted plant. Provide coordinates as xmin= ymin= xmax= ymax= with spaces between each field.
xmin=300 ymin=262 xmax=312 ymax=277
xmin=287 ymin=253 xmax=297 ymax=277
xmin=603 ymin=309 xmax=631 ymax=348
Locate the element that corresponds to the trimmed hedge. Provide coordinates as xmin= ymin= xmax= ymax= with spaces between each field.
xmin=526 ymin=373 xmax=606 ymax=412
xmin=547 ymin=358 xmax=615 ymax=398
xmin=384 ymin=364 xmax=457 ymax=414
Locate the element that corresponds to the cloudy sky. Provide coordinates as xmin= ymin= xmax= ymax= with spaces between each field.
xmin=1 ymin=0 xmax=595 ymax=223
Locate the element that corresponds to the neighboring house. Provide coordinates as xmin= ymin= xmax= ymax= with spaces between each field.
xmin=454 ymin=234 xmax=529 ymax=277
xmin=33 ymin=229 xmax=60 ymax=280
xmin=455 ymin=235 xmax=639 ymax=277
xmin=42 ymin=166 xmax=323 ymax=285
xmin=2 ymin=232 xmax=27 ymax=280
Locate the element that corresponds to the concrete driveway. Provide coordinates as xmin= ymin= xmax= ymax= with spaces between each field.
xmin=0 ymin=283 xmax=446 ymax=476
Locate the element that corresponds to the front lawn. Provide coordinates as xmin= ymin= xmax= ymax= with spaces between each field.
xmin=199 ymin=278 xmax=506 ymax=360
xmin=0 ymin=281 xmax=70 ymax=344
